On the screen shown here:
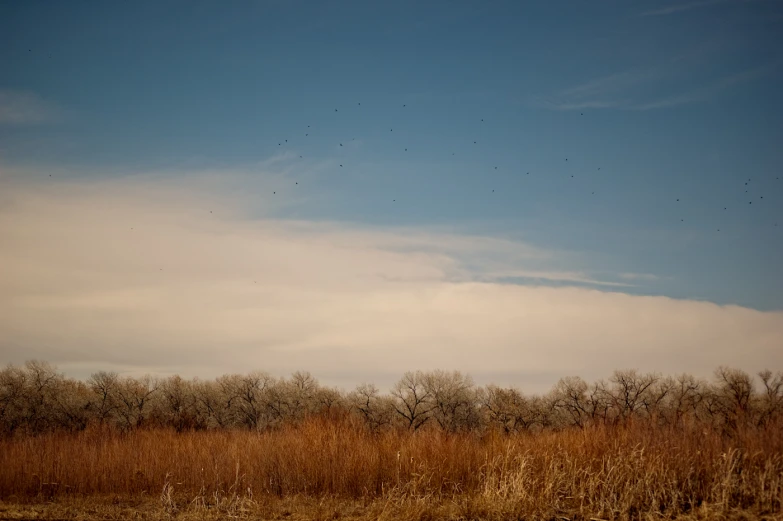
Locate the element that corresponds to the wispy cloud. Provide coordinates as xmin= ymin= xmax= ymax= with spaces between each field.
xmin=640 ymin=0 xmax=729 ymax=17
xmin=538 ymin=61 xmax=777 ymax=112
xmin=1 ymin=167 xmax=781 ymax=391
xmin=0 ymin=90 xmax=62 ymax=125
xmin=619 ymin=272 xmax=660 ymax=281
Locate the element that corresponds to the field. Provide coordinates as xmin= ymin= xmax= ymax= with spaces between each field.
xmin=1 ymin=416 xmax=781 ymax=521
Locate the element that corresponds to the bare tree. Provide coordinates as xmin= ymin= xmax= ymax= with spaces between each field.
xmin=391 ymin=371 xmax=432 ymax=431
xmin=480 ymin=385 xmax=542 ymax=433
xmin=87 ymin=371 xmax=119 ymax=426
xmin=219 ymin=372 xmax=276 ymax=430
xmin=552 ymin=376 xmax=591 ymax=428
xmin=114 ymin=375 xmax=158 ymax=430
xmin=348 ymin=383 xmax=394 ymax=431
xmin=608 ymin=370 xmax=659 ymax=423
xmin=0 ymin=364 xmax=28 ymax=435
xmin=757 ymin=370 xmax=783 ymax=427
xmin=712 ymin=367 xmax=754 ymax=432
xmin=422 ymin=370 xmax=479 ymax=432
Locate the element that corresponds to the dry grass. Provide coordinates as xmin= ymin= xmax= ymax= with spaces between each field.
xmin=1 ymin=416 xmax=781 ymax=520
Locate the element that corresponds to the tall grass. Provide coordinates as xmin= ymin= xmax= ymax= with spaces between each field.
xmin=1 ymin=415 xmax=781 ymax=519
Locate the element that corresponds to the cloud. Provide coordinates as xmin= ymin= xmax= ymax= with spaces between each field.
xmin=619 ymin=272 xmax=660 ymax=281
xmin=640 ymin=0 xmax=729 ymax=16
xmin=539 ymin=62 xmax=777 ymax=112
xmin=0 ymin=168 xmax=781 ymax=393
xmin=0 ymin=90 xmax=62 ymax=125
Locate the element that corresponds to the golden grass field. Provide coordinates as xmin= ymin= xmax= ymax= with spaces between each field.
xmin=1 ymin=415 xmax=781 ymax=520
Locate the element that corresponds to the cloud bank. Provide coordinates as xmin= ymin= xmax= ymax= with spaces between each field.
xmin=0 ymin=168 xmax=780 ymax=393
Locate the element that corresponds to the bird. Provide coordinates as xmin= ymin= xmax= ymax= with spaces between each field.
xmin=676 ymin=199 xmax=680 ymax=202
xmin=580 ymin=113 xmax=583 ymax=116
xmin=306 ymin=134 xmax=308 ymax=136
xmin=295 ymin=182 xmax=298 ymax=185
xmin=474 ymin=141 xmax=477 ymax=144
xmin=565 ymin=158 xmax=568 ymax=161
xmin=285 ymin=139 xmax=288 ymax=142
xmin=405 ymin=148 xmax=407 ymax=151
xmin=481 ymin=119 xmax=484 ymax=122
xmin=300 ymin=155 xmax=302 ymax=158
xmin=335 ymin=109 xmax=338 ymax=112
xmin=273 ymin=192 xmax=275 ymax=194
xmin=494 ymin=166 xmax=497 ymax=170
xmin=403 ymin=104 xmax=406 ymax=107
xmin=340 ymin=143 xmax=343 ymax=146
xmin=358 ymin=102 xmax=361 ymax=105
xmin=340 ymin=164 xmax=343 ymax=167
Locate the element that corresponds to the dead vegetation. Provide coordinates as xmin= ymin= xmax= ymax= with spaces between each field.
xmin=1 ymin=415 xmax=781 ymax=520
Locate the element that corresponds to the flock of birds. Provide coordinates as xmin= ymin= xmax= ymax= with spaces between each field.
xmin=245 ymin=101 xmax=780 ymax=234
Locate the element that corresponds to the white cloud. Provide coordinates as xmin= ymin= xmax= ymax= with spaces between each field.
xmin=0 ymin=169 xmax=781 ymax=393
xmin=539 ymin=61 xmax=777 ymax=113
xmin=0 ymin=90 xmax=61 ymax=125
xmin=640 ymin=0 xmax=729 ymax=16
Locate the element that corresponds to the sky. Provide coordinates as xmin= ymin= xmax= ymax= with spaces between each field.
xmin=1 ymin=0 xmax=782 ymax=393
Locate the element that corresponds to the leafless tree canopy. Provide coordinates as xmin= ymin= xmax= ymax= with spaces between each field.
xmin=1 ymin=360 xmax=781 ymax=437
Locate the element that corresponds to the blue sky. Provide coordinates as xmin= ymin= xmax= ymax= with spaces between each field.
xmin=1 ymin=1 xmax=782 ymax=387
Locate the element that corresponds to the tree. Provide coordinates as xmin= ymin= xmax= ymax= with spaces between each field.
xmin=423 ymin=370 xmax=479 ymax=432
xmin=391 ymin=371 xmax=432 ymax=431
xmin=348 ymin=383 xmax=394 ymax=431
xmin=114 ymin=375 xmax=158 ymax=430
xmin=87 ymin=371 xmax=119 ymax=425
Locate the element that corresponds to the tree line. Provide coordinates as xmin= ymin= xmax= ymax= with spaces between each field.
xmin=1 ymin=361 xmax=781 ymax=437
